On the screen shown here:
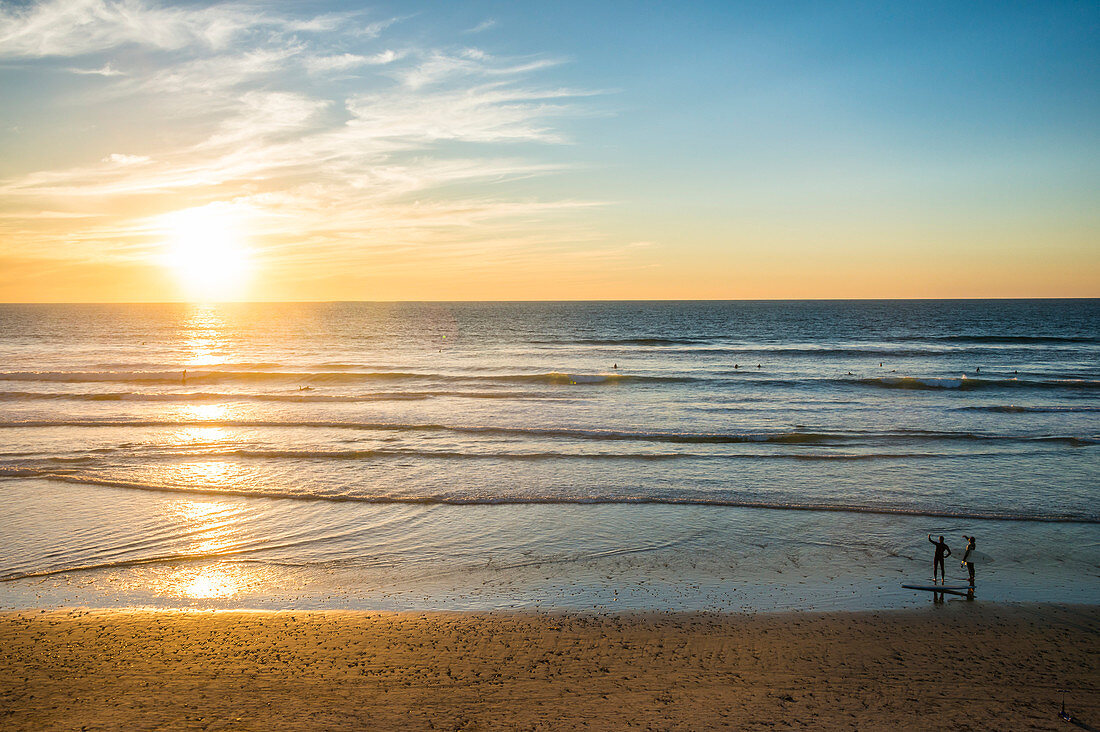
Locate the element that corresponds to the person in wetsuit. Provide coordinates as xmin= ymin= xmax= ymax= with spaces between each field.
xmin=928 ymin=534 xmax=951 ymax=583
xmin=961 ymin=535 xmax=976 ymax=586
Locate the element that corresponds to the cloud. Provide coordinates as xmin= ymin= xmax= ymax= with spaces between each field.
xmin=464 ymin=19 xmax=497 ymax=34
xmin=398 ymin=49 xmax=563 ymax=90
xmin=303 ymin=50 xmax=401 ymax=73
xmin=67 ymin=62 xmax=125 ymax=76
xmin=343 ymin=83 xmax=578 ymax=145
xmin=102 ymin=153 xmax=150 ymax=165
xmin=117 ymin=46 xmax=303 ymax=100
xmin=0 ymin=2 xmax=602 ymax=275
xmin=0 ymin=0 xmax=256 ymax=57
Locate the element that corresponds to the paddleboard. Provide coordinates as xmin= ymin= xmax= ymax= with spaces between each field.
xmin=960 ymin=550 xmax=993 ymax=564
xmin=902 ymin=583 xmax=973 ymax=592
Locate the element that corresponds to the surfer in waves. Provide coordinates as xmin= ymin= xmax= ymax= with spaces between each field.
xmin=961 ymin=535 xmax=976 ymax=587
xmin=928 ymin=534 xmax=952 ymax=583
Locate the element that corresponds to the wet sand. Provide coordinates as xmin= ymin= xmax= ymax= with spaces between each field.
xmin=1 ymin=604 xmax=1097 ymax=730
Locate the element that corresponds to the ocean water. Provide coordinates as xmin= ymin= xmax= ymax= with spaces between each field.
xmin=1 ymin=300 xmax=1097 ymax=612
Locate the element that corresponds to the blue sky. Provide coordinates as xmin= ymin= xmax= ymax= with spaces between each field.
xmin=0 ymin=0 xmax=1096 ymax=300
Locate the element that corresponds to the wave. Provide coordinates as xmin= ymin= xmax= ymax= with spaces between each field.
xmin=901 ymin=334 xmax=1099 ymax=345
xmin=1 ymin=470 xmax=1096 ymax=528
xmin=0 ymin=552 xmax=237 ymax=582
xmin=2 ymin=370 xmax=1096 ymax=396
xmin=0 ymin=389 xmax=558 ymax=403
xmin=955 ymin=405 xmax=1100 ymax=414
xmin=0 ymin=370 xmax=691 ymax=386
xmin=539 ymin=334 xmax=1099 ymax=348
xmin=554 ymin=343 xmax=1087 ymax=358
xmin=6 ymin=449 xmax=990 ymax=465
xmin=0 ymin=419 xmax=1095 ymax=446
xmin=857 ymin=376 xmax=1100 ymax=391
xmin=671 ymin=346 xmax=980 ymax=357
xmin=537 ymin=337 xmax=709 ymax=346
xmin=0 ymin=533 xmax=332 ymax=583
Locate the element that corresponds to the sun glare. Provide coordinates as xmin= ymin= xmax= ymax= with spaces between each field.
xmin=160 ymin=206 xmax=252 ymax=301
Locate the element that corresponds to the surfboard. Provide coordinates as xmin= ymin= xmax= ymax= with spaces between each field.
xmin=960 ymin=550 xmax=993 ymax=564
xmin=902 ymin=583 xmax=973 ymax=592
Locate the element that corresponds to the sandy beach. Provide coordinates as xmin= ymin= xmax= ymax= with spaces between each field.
xmin=1 ymin=603 xmax=1096 ymax=730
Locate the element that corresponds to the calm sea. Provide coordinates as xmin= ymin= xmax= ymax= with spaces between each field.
xmin=1 ymin=300 xmax=1097 ymax=611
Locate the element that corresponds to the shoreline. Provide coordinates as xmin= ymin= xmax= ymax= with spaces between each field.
xmin=3 ymin=603 xmax=1097 ymax=730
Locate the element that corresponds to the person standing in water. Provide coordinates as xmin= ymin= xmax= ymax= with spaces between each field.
xmin=928 ymin=534 xmax=951 ymax=583
xmin=961 ymin=535 xmax=976 ymax=586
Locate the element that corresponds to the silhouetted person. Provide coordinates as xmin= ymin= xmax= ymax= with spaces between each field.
xmin=961 ymin=535 xmax=976 ymax=586
xmin=928 ymin=534 xmax=951 ymax=583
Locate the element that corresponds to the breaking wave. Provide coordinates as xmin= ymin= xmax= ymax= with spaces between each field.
xmin=0 ymin=370 xmax=694 ymax=386
xmin=0 ymin=419 xmax=1094 ymax=446
xmin=0 ymin=389 xmax=558 ymax=403
xmin=856 ymin=376 xmax=1100 ymax=391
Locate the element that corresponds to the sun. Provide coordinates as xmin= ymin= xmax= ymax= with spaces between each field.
xmin=160 ymin=205 xmax=252 ymax=301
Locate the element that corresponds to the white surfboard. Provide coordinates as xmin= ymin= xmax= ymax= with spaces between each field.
xmin=960 ymin=550 xmax=993 ymax=564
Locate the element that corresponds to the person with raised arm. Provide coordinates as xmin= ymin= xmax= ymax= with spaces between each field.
xmin=928 ymin=534 xmax=952 ymax=583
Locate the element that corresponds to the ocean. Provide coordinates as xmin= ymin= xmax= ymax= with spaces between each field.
xmin=1 ymin=300 xmax=1097 ymax=611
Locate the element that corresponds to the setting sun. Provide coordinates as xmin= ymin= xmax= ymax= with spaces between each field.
xmin=160 ymin=205 xmax=252 ymax=301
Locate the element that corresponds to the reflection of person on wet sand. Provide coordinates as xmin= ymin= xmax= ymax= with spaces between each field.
xmin=961 ymin=535 xmax=976 ymax=586
xmin=928 ymin=534 xmax=951 ymax=583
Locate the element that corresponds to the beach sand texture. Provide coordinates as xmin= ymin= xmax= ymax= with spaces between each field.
xmin=2 ymin=604 xmax=1097 ymax=730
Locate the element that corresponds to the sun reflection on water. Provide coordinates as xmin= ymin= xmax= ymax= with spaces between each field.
xmin=152 ymin=306 xmax=274 ymax=603
xmin=182 ymin=402 xmax=231 ymax=423
xmin=183 ymin=305 xmax=231 ymax=366
xmin=178 ymin=566 xmax=247 ymax=599
xmin=156 ymin=498 xmax=258 ymax=601
xmin=167 ymin=499 xmax=241 ymax=553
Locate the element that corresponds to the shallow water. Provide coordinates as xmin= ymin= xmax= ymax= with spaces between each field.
xmin=1 ymin=301 xmax=1097 ymax=611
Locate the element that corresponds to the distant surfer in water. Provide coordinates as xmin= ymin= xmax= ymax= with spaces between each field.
xmin=961 ymin=535 xmax=976 ymax=586
xmin=928 ymin=534 xmax=951 ymax=583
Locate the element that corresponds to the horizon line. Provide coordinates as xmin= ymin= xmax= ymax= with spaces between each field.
xmin=2 ymin=297 xmax=1098 ymax=306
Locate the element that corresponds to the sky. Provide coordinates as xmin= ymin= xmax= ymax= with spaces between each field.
xmin=0 ymin=0 xmax=1097 ymax=302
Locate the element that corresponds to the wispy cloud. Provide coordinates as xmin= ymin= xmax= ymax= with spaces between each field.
xmin=0 ymin=0 xmax=258 ymax=57
xmin=303 ymin=50 xmax=401 ymax=74
xmin=102 ymin=153 xmax=150 ymax=165
xmin=464 ymin=19 xmax=497 ymax=34
xmin=0 ymin=0 xmax=608 ymax=283
xmin=67 ymin=62 xmax=125 ymax=76
xmin=398 ymin=48 xmax=562 ymax=90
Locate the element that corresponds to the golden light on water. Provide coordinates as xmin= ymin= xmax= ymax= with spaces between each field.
xmin=181 ymin=403 xmax=231 ymax=423
xmin=175 ymin=460 xmax=237 ymax=487
xmin=181 ymin=568 xmax=243 ymax=599
xmin=183 ymin=305 xmax=230 ymax=366
xmin=160 ymin=206 xmax=252 ymax=302
xmin=169 ymin=499 xmax=240 ymax=552
xmin=160 ymin=500 xmax=254 ymax=600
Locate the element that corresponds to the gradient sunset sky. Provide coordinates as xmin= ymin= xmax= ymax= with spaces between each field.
xmin=1 ymin=0 xmax=1097 ymax=302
